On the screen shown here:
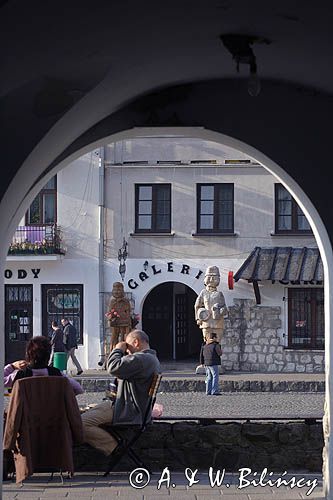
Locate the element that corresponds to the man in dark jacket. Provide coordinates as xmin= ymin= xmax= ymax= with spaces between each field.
xmin=61 ymin=318 xmax=83 ymax=375
xmin=200 ymin=332 xmax=222 ymax=395
xmin=81 ymin=329 xmax=161 ymax=456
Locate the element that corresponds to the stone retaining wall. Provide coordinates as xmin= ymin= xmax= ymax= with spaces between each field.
xmin=78 ymin=378 xmax=325 ymax=393
xmin=221 ymin=299 xmax=325 ymax=373
xmin=74 ymin=420 xmax=323 ymax=472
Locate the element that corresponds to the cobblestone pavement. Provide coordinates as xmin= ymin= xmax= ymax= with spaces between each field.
xmin=2 ymin=471 xmax=325 ymax=500
xmin=76 ymin=391 xmax=324 ymax=419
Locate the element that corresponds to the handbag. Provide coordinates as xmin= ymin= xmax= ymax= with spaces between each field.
xmin=112 ymin=380 xmax=142 ymax=426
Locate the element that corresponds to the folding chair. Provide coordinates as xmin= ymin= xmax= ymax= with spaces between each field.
xmin=103 ymin=373 xmax=162 ymax=476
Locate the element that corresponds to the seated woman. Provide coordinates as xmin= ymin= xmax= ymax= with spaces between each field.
xmin=4 ymin=360 xmax=27 ymax=386
xmin=4 ymin=336 xmax=83 ymax=396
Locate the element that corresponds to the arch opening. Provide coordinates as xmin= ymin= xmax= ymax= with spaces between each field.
xmin=142 ymin=281 xmax=202 ymax=361
xmin=1 ymin=126 xmax=332 ymax=497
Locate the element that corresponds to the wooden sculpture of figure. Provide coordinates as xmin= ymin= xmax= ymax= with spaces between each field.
xmin=108 ymin=282 xmax=132 ymax=351
xmin=194 ymin=265 xmax=227 ymax=342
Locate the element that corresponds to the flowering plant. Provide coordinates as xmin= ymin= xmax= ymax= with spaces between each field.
xmin=8 ymin=239 xmax=50 ymax=255
xmin=105 ymin=309 xmax=121 ymax=326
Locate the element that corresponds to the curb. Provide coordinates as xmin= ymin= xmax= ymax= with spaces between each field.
xmin=75 ymin=378 xmax=325 ymax=393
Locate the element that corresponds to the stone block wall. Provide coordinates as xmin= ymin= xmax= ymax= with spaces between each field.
xmin=74 ymin=420 xmax=323 ymax=473
xmin=221 ymin=299 xmax=324 ymax=373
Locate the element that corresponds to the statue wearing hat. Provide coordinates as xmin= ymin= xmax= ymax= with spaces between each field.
xmin=194 ymin=266 xmax=227 ymax=342
xmin=107 ymin=282 xmax=132 ymax=352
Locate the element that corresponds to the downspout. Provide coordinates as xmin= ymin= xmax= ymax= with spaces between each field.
xmin=98 ymin=146 xmax=106 ymax=366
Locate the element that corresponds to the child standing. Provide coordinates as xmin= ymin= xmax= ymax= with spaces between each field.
xmin=200 ymin=332 xmax=222 ymax=395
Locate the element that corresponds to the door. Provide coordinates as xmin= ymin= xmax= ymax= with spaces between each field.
xmin=5 ymin=285 xmax=33 ymax=363
xmin=175 ymin=293 xmax=188 ymax=359
xmin=142 ymin=282 xmax=202 ymax=360
xmin=142 ymin=282 xmax=173 ymax=360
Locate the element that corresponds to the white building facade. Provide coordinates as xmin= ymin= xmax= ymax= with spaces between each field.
xmin=4 ymin=138 xmax=324 ymax=372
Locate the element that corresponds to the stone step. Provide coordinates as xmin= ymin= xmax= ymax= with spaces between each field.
xmin=74 ymin=377 xmax=325 ymax=393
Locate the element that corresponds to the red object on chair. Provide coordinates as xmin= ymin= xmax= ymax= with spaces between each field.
xmin=228 ymin=271 xmax=234 ymax=289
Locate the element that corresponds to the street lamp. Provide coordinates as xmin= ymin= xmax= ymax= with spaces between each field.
xmin=220 ymin=33 xmax=270 ymax=97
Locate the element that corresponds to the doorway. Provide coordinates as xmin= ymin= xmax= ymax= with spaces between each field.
xmin=5 ymin=285 xmax=33 ymax=364
xmin=142 ymin=281 xmax=202 ymax=361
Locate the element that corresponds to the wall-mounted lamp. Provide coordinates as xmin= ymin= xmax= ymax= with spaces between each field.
xmin=118 ymin=238 xmax=128 ymax=280
xmin=143 ymin=260 xmax=149 ymax=271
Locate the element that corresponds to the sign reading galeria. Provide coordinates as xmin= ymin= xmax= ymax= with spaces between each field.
xmin=128 ymin=261 xmax=203 ymax=289
xmin=4 ymin=268 xmax=41 ymax=279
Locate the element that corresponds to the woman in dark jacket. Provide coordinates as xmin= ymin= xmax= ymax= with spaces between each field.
xmin=49 ymin=321 xmax=66 ymax=366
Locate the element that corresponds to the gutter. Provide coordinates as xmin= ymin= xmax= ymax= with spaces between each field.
xmin=98 ymin=146 xmax=106 ymax=366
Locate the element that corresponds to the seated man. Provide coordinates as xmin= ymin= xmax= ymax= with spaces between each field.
xmin=82 ymin=329 xmax=161 ymax=456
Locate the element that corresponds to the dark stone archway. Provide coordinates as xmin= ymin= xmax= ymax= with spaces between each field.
xmin=142 ymin=281 xmax=202 ymax=361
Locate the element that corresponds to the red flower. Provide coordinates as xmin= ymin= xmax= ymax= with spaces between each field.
xmin=105 ymin=309 xmax=120 ymax=319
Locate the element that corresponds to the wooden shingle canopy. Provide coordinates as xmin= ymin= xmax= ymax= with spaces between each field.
xmin=233 ymin=247 xmax=323 ymax=304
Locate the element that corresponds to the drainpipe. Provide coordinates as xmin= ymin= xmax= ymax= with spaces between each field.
xmin=98 ymin=147 xmax=105 ymax=366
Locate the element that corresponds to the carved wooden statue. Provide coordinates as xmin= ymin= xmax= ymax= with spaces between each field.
xmin=194 ymin=265 xmax=227 ymax=342
xmin=108 ymin=281 xmax=132 ymax=351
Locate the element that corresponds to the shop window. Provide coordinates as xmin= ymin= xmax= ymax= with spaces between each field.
xmin=197 ymin=183 xmax=234 ymax=233
xmin=26 ymin=176 xmax=57 ymax=225
xmin=42 ymin=284 xmax=83 ymax=344
xmin=288 ymin=288 xmax=324 ymax=349
xmin=275 ymin=184 xmax=311 ymax=234
xmin=135 ymin=184 xmax=171 ymax=233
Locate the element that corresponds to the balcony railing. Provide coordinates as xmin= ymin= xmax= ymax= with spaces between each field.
xmin=8 ymin=224 xmax=65 ymax=256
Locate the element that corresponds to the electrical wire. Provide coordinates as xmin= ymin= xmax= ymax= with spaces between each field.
xmin=61 ymin=152 xmax=94 ymax=230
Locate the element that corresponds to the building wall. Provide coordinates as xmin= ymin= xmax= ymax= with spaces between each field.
xmin=222 ymin=299 xmax=324 ymax=373
xmin=102 ymin=139 xmax=322 ymax=372
xmin=4 ymin=258 xmax=100 ymax=369
xmin=104 ymin=163 xmax=317 ymax=261
xmin=5 ymin=150 xmax=101 ymax=369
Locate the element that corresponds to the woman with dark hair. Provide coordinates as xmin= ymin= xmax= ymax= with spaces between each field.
xmin=5 ymin=336 xmax=83 ymax=396
xmin=26 ymin=335 xmax=54 ymax=368
xmin=49 ymin=320 xmax=66 ymax=366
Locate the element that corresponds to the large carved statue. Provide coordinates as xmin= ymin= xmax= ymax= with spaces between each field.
xmin=107 ymin=282 xmax=132 ymax=352
xmin=194 ymin=266 xmax=227 ymax=342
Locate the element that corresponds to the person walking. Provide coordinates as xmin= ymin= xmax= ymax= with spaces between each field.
xmin=61 ymin=317 xmax=83 ymax=375
xmin=199 ymin=332 xmax=222 ymax=395
xmin=49 ymin=320 xmax=66 ymax=366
